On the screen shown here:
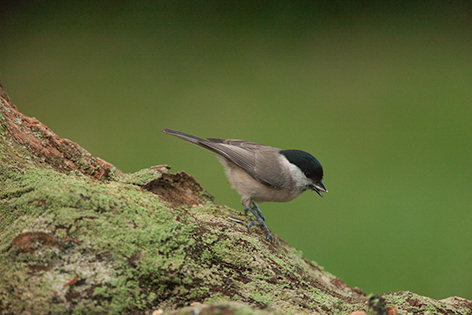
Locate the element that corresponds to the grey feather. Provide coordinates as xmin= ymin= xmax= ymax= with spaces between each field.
xmin=161 ymin=129 xmax=286 ymax=188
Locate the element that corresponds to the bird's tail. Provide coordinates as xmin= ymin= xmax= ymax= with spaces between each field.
xmin=161 ymin=129 xmax=207 ymax=143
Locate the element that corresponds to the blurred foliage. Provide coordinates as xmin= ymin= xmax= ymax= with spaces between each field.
xmin=1 ymin=1 xmax=471 ymax=300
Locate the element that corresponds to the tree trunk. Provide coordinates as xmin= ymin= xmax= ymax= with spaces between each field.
xmin=0 ymin=80 xmax=470 ymax=314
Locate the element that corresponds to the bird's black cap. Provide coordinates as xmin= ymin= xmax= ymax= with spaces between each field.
xmin=280 ymin=149 xmax=323 ymax=181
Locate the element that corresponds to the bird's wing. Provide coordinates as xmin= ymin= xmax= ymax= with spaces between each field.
xmin=204 ymin=138 xmax=287 ymax=188
xmin=161 ymin=130 xmax=287 ymax=188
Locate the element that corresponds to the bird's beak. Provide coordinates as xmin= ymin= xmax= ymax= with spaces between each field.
xmin=311 ymin=181 xmax=328 ymax=197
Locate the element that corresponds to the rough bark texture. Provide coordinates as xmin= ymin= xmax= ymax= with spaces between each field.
xmin=0 ymin=80 xmax=471 ymax=315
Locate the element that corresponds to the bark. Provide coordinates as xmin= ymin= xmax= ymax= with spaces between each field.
xmin=0 ymin=80 xmax=470 ymax=315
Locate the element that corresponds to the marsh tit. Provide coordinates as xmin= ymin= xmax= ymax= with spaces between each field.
xmin=161 ymin=129 xmax=327 ymax=241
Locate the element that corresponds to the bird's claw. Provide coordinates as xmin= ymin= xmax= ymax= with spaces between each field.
xmin=247 ymin=222 xmax=273 ymax=241
xmin=244 ymin=202 xmax=273 ymax=241
xmin=247 ymin=221 xmax=261 ymax=230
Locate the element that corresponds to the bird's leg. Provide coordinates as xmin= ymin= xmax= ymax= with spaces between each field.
xmin=252 ymin=202 xmax=265 ymax=221
xmin=244 ymin=202 xmax=265 ymax=221
xmin=246 ymin=203 xmax=273 ymax=241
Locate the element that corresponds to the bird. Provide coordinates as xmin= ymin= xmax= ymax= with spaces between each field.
xmin=161 ymin=129 xmax=327 ymax=241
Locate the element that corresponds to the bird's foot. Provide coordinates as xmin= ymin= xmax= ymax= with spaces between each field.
xmin=247 ymin=221 xmax=273 ymax=241
xmin=245 ymin=204 xmax=273 ymax=241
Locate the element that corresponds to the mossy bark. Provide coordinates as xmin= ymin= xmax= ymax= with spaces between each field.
xmin=0 ymin=81 xmax=470 ymax=315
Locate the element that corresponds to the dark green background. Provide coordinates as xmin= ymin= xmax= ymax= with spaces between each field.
xmin=2 ymin=1 xmax=471 ymax=300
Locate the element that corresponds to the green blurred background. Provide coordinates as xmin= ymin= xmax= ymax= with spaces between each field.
xmin=1 ymin=1 xmax=471 ymax=300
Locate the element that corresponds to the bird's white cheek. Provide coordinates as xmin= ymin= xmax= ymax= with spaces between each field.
xmin=280 ymin=156 xmax=313 ymax=188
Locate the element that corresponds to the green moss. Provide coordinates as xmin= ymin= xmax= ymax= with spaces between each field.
xmin=0 ymin=164 xmax=369 ymax=314
xmin=250 ymin=291 xmax=273 ymax=306
xmin=0 ymin=166 xmax=199 ymax=313
xmin=204 ymin=292 xmax=228 ymax=304
xmin=202 ymin=233 xmax=219 ymax=245
xmin=380 ymin=292 xmax=472 ymax=315
xmin=114 ymin=167 xmax=164 ymax=186
xmin=2 ymin=162 xmax=468 ymax=314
